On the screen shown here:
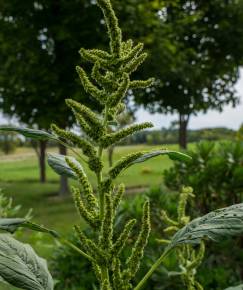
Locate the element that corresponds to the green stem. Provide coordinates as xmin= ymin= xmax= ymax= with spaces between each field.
xmin=101 ymin=266 xmax=110 ymax=285
xmin=134 ymin=248 xmax=172 ymax=290
xmin=61 ymin=238 xmax=95 ymax=263
xmin=57 ymin=139 xmax=88 ymax=163
xmin=97 ymin=105 xmax=109 ymax=220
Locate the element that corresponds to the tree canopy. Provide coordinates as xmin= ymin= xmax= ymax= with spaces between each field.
xmin=0 ymin=0 xmax=108 ymax=129
xmin=131 ymin=0 xmax=243 ymax=147
xmin=0 ymin=0 xmax=108 ymax=188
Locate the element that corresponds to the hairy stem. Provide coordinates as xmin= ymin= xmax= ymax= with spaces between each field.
xmin=97 ymin=106 xmax=109 ymax=221
xmin=60 ymin=238 xmax=95 ymax=263
xmin=134 ymin=248 xmax=172 ymax=290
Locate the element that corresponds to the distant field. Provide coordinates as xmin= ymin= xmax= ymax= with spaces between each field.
xmin=0 ymin=140 xmax=234 ymax=290
xmin=0 ymin=144 xmax=186 ymax=289
xmin=0 ymin=144 xmax=181 ymax=234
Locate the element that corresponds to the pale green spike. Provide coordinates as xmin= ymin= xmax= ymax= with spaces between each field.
xmin=88 ymin=156 xmax=104 ymax=174
xmin=74 ymin=113 xmax=100 ymax=142
xmin=74 ymin=225 xmax=107 ymax=263
xmin=101 ymin=122 xmax=153 ymax=148
xmin=65 ymin=99 xmax=104 ymax=133
xmin=161 ymin=210 xmax=179 ymax=227
xmin=112 ymin=219 xmax=136 ymax=256
xmin=186 ymin=242 xmax=205 ymax=271
xmin=164 ymin=226 xmax=179 ymax=233
xmin=178 ymin=186 xmax=194 ymax=223
xmin=71 ymin=187 xmax=99 ymax=228
xmin=108 ymin=73 xmax=130 ymax=107
xmin=130 ymin=78 xmax=155 ymax=90
xmin=80 ymin=48 xmax=112 ymax=62
xmin=112 ymin=258 xmax=123 ymax=290
xmin=99 ymin=193 xmax=114 ymax=250
xmin=124 ymin=201 xmax=151 ymax=281
xmin=123 ymin=53 xmax=148 ymax=74
xmin=92 ymin=62 xmax=115 ymax=90
xmin=121 ymin=39 xmax=133 ymax=53
xmin=101 ymin=279 xmax=112 ymax=290
xmin=96 ymin=0 xmax=122 ymax=57
xmin=51 ymin=123 xmax=97 ymax=158
xmin=66 ymin=158 xmax=98 ymax=211
xmin=120 ymin=43 xmax=144 ymax=64
xmin=108 ymin=152 xmax=144 ymax=180
xmin=74 ymin=225 xmax=93 ymax=255
xmin=113 ymin=183 xmax=125 ymax=211
xmin=76 ymin=66 xmax=106 ymax=104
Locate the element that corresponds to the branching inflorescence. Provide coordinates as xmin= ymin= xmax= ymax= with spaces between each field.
xmin=50 ymin=0 xmax=154 ymax=288
xmin=159 ymin=187 xmax=205 ymax=290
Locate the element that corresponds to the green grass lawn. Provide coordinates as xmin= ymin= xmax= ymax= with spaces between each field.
xmin=0 ymin=144 xmax=183 ymax=290
xmin=0 ymin=144 xmax=178 ymax=239
xmin=0 ymin=145 xmax=176 ymax=227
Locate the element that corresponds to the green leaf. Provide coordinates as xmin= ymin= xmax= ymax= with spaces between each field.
xmin=0 ymin=218 xmax=26 ymax=233
xmin=0 ymin=234 xmax=54 ymax=290
xmin=168 ymin=203 xmax=243 ymax=250
xmin=0 ymin=126 xmax=57 ymax=141
xmin=47 ymin=153 xmax=81 ymax=179
xmin=225 ymin=285 xmax=243 ymax=290
xmin=131 ymin=150 xmax=191 ymax=164
xmin=0 ymin=218 xmax=59 ymax=238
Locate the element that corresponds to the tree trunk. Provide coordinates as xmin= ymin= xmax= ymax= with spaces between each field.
xmin=108 ymin=145 xmax=115 ymax=167
xmin=59 ymin=144 xmax=69 ymax=196
xmin=39 ymin=140 xmax=47 ymax=183
xmin=179 ymin=113 xmax=190 ymax=149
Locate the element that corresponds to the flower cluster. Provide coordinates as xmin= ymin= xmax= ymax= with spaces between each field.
xmin=159 ymin=187 xmax=205 ymax=290
xmin=50 ymin=0 xmax=154 ymax=288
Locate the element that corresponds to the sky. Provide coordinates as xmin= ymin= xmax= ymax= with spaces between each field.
xmin=1 ymin=70 xmax=243 ymax=130
xmin=136 ymin=69 xmax=243 ymax=130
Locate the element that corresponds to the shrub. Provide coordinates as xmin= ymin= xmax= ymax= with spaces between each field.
xmin=164 ymin=141 xmax=243 ymax=213
xmin=51 ymin=186 xmax=243 ymax=290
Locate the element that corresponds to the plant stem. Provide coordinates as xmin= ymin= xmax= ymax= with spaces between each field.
xmin=61 ymin=238 xmax=95 ymax=263
xmin=57 ymin=139 xmax=88 ymax=163
xmin=134 ymin=248 xmax=172 ymax=290
xmin=101 ymin=266 xmax=110 ymax=285
xmin=97 ymin=105 xmax=109 ymax=220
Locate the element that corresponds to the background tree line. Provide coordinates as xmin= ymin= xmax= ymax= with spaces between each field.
xmin=1 ymin=0 xmax=243 ymax=194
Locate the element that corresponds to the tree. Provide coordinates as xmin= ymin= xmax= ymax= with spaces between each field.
xmin=0 ymin=0 xmax=106 ymax=193
xmin=132 ymin=0 xmax=243 ymax=148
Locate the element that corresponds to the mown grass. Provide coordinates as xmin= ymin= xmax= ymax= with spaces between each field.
xmin=0 ymin=144 xmax=187 ymax=290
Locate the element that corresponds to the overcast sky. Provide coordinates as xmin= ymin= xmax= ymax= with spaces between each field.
xmin=136 ymin=69 xmax=243 ymax=130
xmin=1 ymin=70 xmax=243 ymax=130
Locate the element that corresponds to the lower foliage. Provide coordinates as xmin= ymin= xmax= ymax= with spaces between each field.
xmin=164 ymin=141 xmax=243 ymax=214
xmin=51 ymin=187 xmax=243 ymax=290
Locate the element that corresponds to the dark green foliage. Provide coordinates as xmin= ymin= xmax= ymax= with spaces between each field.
xmin=50 ymin=186 xmax=243 ymax=289
xmin=164 ymin=141 xmax=243 ymax=213
xmin=0 ymin=131 xmax=19 ymax=155
xmin=131 ymin=0 xmax=243 ymax=147
xmin=51 ymin=230 xmax=97 ymax=290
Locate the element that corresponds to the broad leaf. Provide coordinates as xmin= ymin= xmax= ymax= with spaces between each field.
xmin=225 ymin=285 xmax=243 ymax=290
xmin=0 ymin=218 xmax=26 ymax=233
xmin=0 ymin=126 xmax=57 ymax=141
xmin=131 ymin=150 xmax=191 ymax=164
xmin=168 ymin=203 xmax=243 ymax=250
xmin=0 ymin=234 xmax=53 ymax=290
xmin=0 ymin=218 xmax=59 ymax=238
xmin=47 ymin=153 xmax=81 ymax=179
